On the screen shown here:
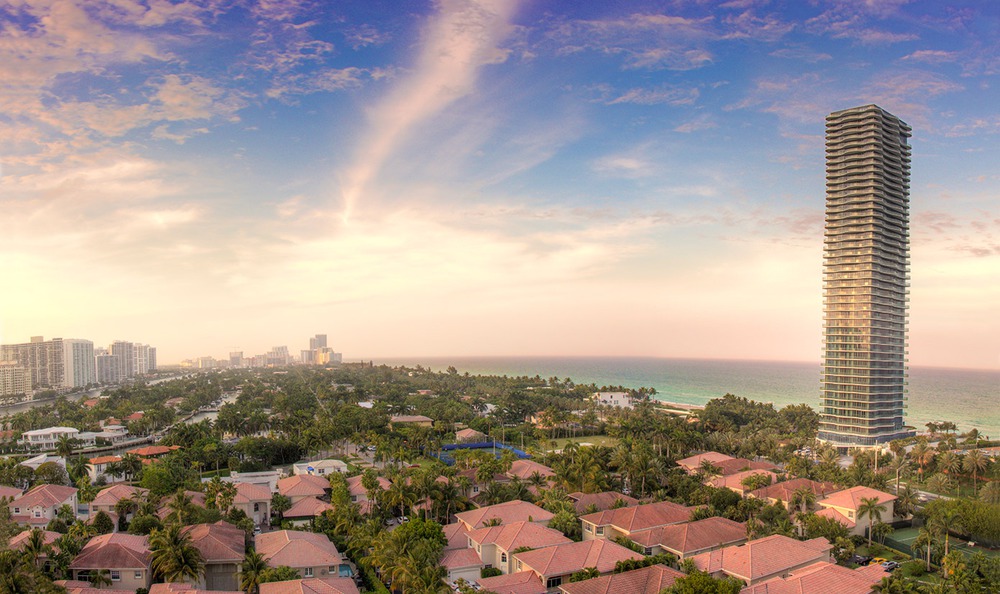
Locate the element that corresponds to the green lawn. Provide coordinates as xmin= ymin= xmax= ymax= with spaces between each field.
xmin=545 ymin=435 xmax=620 ymax=451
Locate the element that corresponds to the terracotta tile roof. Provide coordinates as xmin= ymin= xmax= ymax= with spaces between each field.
xmin=235 ymin=482 xmax=273 ymax=504
xmin=815 ymin=507 xmax=855 ymax=528
xmin=818 ymin=486 xmax=896 ymax=511
xmin=455 ymin=428 xmax=487 ymax=441
xmin=345 ymin=475 xmax=391 ymax=497
xmin=9 ymin=529 xmax=61 ymax=551
xmin=285 ymin=496 xmax=334 ymax=519
xmin=277 ymin=474 xmax=330 ymax=499
xmin=439 ymin=547 xmax=483 ymax=570
xmin=128 ymin=445 xmax=179 ymax=457
xmin=739 ymin=561 xmax=885 ymax=594
xmin=70 ymin=533 xmax=151 ymax=570
xmin=508 ymin=460 xmax=556 ymax=480
xmin=568 ymin=491 xmax=639 ymax=515
xmin=0 ymin=486 xmax=23 ymax=499
xmin=708 ymin=470 xmax=779 ymax=492
xmin=157 ymin=490 xmax=208 ymax=520
xmin=629 ymin=517 xmax=746 ymax=556
xmin=12 ymin=484 xmax=77 ymax=509
xmin=557 ymin=564 xmax=685 ymax=594
xmin=88 ymin=455 xmax=122 ymax=465
xmin=717 ymin=458 xmax=780 ymax=476
xmin=390 ymin=415 xmax=433 ymax=423
xmin=258 ymin=577 xmax=360 ymax=594
xmin=150 ymin=584 xmax=243 ymax=594
xmin=92 ymin=484 xmax=147 ymax=508
xmin=676 ymin=452 xmax=735 ymax=471
xmin=442 ymin=522 xmax=470 ymax=550
xmin=255 ymin=530 xmax=342 ymax=569
xmin=126 ymin=412 xmax=145 ymax=421
xmin=514 ymin=539 xmax=644 ymax=577
xmin=581 ymin=500 xmax=694 ymax=533
xmin=455 ymin=500 xmax=553 ymax=530
xmin=478 ymin=570 xmax=546 ymax=594
xmin=749 ymin=478 xmax=839 ymax=504
xmin=690 ymin=535 xmax=832 ymax=582
xmin=182 ymin=522 xmax=245 ymax=563
xmin=467 ymin=521 xmax=572 ymax=551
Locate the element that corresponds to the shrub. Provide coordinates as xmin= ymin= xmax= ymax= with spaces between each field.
xmin=481 ymin=567 xmax=502 ymax=579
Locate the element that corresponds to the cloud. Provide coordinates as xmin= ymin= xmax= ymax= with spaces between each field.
xmin=674 ymin=114 xmax=718 ymax=133
xmin=901 ymin=49 xmax=959 ymax=64
xmin=345 ymin=24 xmax=392 ymax=50
xmin=605 ymin=86 xmax=700 ymax=106
xmin=337 ymin=0 xmax=524 ymax=218
xmin=770 ymin=47 xmax=833 ymax=62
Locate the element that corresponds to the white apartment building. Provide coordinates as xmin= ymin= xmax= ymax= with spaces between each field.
xmin=0 ymin=362 xmax=31 ymax=398
xmin=63 ymin=339 xmax=96 ymax=388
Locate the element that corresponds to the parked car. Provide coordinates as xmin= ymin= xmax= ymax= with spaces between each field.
xmin=872 ymin=557 xmax=889 ymax=565
xmin=849 ymin=555 xmax=873 ymax=566
xmin=881 ymin=561 xmax=900 ymax=571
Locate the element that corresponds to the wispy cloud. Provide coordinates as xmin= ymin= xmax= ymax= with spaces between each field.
xmin=337 ymin=0 xmax=524 ymax=219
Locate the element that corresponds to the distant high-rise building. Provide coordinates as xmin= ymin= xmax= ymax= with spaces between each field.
xmin=62 ymin=339 xmax=95 ymax=388
xmin=0 ymin=337 xmax=66 ymax=389
xmin=819 ymin=104 xmax=914 ymax=447
xmin=96 ymin=354 xmax=121 ymax=384
xmin=229 ymin=351 xmax=244 ymax=368
xmin=148 ymin=347 xmax=157 ymax=372
xmin=110 ymin=340 xmax=136 ymax=379
xmin=310 ymin=334 xmax=327 ymax=350
xmin=0 ymin=362 xmax=30 ymax=398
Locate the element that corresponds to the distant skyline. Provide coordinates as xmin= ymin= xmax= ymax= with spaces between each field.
xmin=1 ymin=1 xmax=997 ymax=369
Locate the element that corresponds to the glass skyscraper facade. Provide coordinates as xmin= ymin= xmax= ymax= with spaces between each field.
xmin=819 ymin=105 xmax=915 ymax=447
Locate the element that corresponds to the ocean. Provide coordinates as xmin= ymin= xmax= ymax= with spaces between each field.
xmin=360 ymin=356 xmax=1000 ymax=439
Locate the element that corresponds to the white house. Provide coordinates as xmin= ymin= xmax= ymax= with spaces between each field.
xmin=20 ymin=427 xmax=79 ymax=450
xmin=293 ymin=459 xmax=348 ymax=477
xmin=592 ymin=392 xmax=634 ymax=409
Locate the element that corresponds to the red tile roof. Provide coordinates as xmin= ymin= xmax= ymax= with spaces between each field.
xmin=150 ymin=583 xmax=243 ymax=594
xmin=748 ymin=478 xmax=839 ymax=504
xmin=442 ymin=522 xmax=470 ymax=550
xmin=629 ymin=517 xmax=746 ymax=556
xmin=508 ymin=460 xmax=556 ymax=480
xmin=690 ymin=535 xmax=832 ymax=582
xmin=277 ymin=474 xmax=330 ymax=499
xmin=708 ymin=470 xmax=779 ymax=492
xmin=815 ymin=507 xmax=855 ymax=528
xmin=715 ymin=458 xmax=780 ymax=476
xmin=739 ymin=561 xmax=886 ymax=594
xmin=259 ymin=578 xmax=360 ymax=594
xmin=92 ymin=484 xmax=147 ymax=508
xmin=0 ymin=486 xmax=23 ymax=499
xmin=477 ymin=570 xmax=546 ymax=594
xmin=88 ymin=455 xmax=122 ymax=465
xmin=818 ymin=486 xmax=896 ymax=511
xmin=581 ymin=500 xmax=694 ymax=533
xmin=70 ymin=533 xmax=151 ymax=570
xmin=676 ymin=452 xmax=735 ymax=471
xmin=9 ymin=529 xmax=61 ymax=551
xmin=285 ymin=496 xmax=334 ymax=519
xmin=514 ymin=539 xmax=643 ymax=577
xmin=235 ymin=482 xmax=273 ymax=504
xmin=557 ymin=564 xmax=685 ymax=594
xmin=256 ymin=530 xmax=342 ymax=569
xmin=439 ymin=547 xmax=483 ymax=570
xmin=182 ymin=522 xmax=245 ymax=563
xmin=345 ymin=475 xmax=391 ymax=497
xmin=568 ymin=491 xmax=639 ymax=515
xmin=12 ymin=484 xmax=77 ymax=509
xmin=128 ymin=445 xmax=179 ymax=457
xmin=455 ymin=500 xmax=553 ymax=529
xmin=467 ymin=521 xmax=572 ymax=552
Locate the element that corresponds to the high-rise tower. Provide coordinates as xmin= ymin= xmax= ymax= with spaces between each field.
xmin=819 ymin=105 xmax=914 ymax=447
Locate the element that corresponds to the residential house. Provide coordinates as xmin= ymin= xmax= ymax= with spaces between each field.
xmin=20 ymin=453 xmax=66 ymax=471
xmin=233 ymin=482 xmax=272 ymax=529
xmin=88 ymin=455 xmax=125 ymax=483
xmin=259 ymin=577 xmax=360 ymax=594
xmin=707 ymin=470 xmax=779 ymax=497
xmin=581 ymin=500 xmax=695 ymax=542
xmin=346 ymin=474 xmax=391 ymax=514
xmin=19 ymin=426 xmax=79 ymax=450
xmin=149 ymin=585 xmax=243 ymax=594
xmin=157 ymin=491 xmax=208 ymax=522
xmin=816 ymin=486 xmax=897 ymax=537
xmin=256 ymin=530 xmax=353 ymax=580
xmin=70 ymin=533 xmax=152 ymax=591
xmin=477 ymin=570 xmax=546 ymax=594
xmin=9 ymin=528 xmax=61 ymax=567
xmin=440 ymin=547 xmax=484 ymax=586
xmin=567 ymin=491 xmax=639 ymax=515
xmin=90 ymin=485 xmax=148 ymax=517
xmin=455 ymin=428 xmax=488 ymax=443
xmin=128 ymin=445 xmax=180 ymax=461
xmin=739 ymin=561 xmax=886 ymax=594
xmin=456 ymin=467 xmax=509 ymax=501
xmin=443 ymin=522 xmax=471 ymax=550
xmin=292 ymin=459 xmax=348 ymax=477
xmin=690 ymin=534 xmax=833 ymax=586
xmin=627 ymin=516 xmax=747 ymax=559
xmin=10 ymin=484 xmax=78 ymax=527
xmin=284 ymin=496 xmax=334 ymax=527
xmin=591 ymin=392 xmax=634 ymax=409
xmin=0 ymin=485 xmax=23 ymax=500
xmin=676 ymin=452 xmax=736 ymax=474
xmin=183 ymin=522 xmax=246 ymax=591
xmin=747 ymin=478 xmax=839 ymax=511
xmin=557 ymin=564 xmax=686 ymax=594
xmin=466 ymin=521 xmax=572 ymax=574
xmin=509 ymin=539 xmax=645 ymax=591
xmin=455 ymin=500 xmax=554 ymax=531
xmin=225 ymin=470 xmax=280 ymax=491
xmin=507 ymin=460 xmax=556 ymax=483
xmin=277 ymin=474 xmax=330 ymax=504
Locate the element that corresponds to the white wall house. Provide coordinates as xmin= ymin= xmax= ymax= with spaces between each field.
xmin=293 ymin=459 xmax=348 ymax=476
xmin=20 ymin=427 xmax=80 ymax=451
xmin=592 ymin=392 xmax=634 ymax=409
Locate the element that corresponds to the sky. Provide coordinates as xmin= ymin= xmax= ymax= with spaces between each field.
xmin=0 ymin=0 xmax=997 ymax=369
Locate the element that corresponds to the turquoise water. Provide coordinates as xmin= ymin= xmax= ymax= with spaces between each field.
xmin=363 ymin=357 xmax=1000 ymax=439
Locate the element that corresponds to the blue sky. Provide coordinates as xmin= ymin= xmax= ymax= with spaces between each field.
xmin=0 ymin=0 xmax=997 ymax=369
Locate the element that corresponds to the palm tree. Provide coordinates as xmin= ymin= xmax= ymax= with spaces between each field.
xmin=962 ymin=449 xmax=988 ymax=493
xmin=857 ymin=496 xmax=886 ymax=548
xmin=239 ymin=549 xmax=268 ymax=594
xmin=149 ymin=524 xmax=204 ymax=583
xmin=21 ymin=528 xmax=49 ymax=569
xmin=911 ymin=441 xmax=933 ymax=482
xmin=68 ymin=456 xmax=91 ymax=483
xmin=980 ymin=481 xmax=1000 ymax=504
xmin=912 ymin=525 xmax=937 ymax=572
xmin=790 ymin=487 xmax=817 ymax=537
xmin=55 ymin=434 xmax=77 ymax=461
xmin=928 ymin=506 xmax=963 ymax=558
xmin=937 ymin=451 xmax=963 ymax=494
xmin=887 ymin=455 xmax=909 ymax=494
xmin=894 ymin=485 xmax=919 ymax=518
xmin=164 ymin=490 xmax=195 ymax=525
xmin=90 ymin=569 xmax=113 ymax=589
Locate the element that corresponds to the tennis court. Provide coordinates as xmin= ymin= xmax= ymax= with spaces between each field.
xmin=888 ymin=527 xmax=1000 ymax=559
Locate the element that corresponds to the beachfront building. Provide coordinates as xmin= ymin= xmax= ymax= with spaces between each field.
xmin=820 ymin=104 xmax=914 ymax=447
xmin=591 ymin=391 xmax=634 ymax=409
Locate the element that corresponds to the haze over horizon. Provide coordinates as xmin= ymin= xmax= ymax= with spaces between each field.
xmin=2 ymin=1 xmax=997 ymax=370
